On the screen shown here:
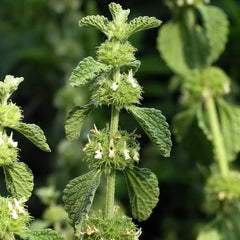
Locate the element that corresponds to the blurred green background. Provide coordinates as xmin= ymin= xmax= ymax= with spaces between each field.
xmin=1 ymin=0 xmax=240 ymax=239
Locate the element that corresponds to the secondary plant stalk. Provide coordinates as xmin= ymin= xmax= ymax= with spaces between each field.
xmin=105 ymin=69 xmax=120 ymax=219
xmin=206 ymin=96 xmax=229 ymax=177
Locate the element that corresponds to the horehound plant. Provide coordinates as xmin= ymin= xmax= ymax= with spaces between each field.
xmin=63 ymin=2 xmax=172 ymax=240
xmin=0 ymin=75 xmax=63 ymax=239
xmin=158 ymin=0 xmax=240 ymax=239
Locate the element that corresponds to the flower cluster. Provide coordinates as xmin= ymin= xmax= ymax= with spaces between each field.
xmin=0 ymin=196 xmax=30 ymax=239
xmin=0 ymin=132 xmax=18 ymax=165
xmin=91 ymin=70 xmax=142 ymax=109
xmin=204 ymin=171 xmax=240 ymax=213
xmin=80 ymin=209 xmax=141 ymax=240
xmin=83 ymin=126 xmax=140 ymax=170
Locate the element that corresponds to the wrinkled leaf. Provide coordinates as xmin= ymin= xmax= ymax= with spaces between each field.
xmin=19 ymin=229 xmax=63 ymax=240
xmin=63 ymin=170 xmax=102 ymax=228
xmin=65 ymin=102 xmax=94 ymax=141
xmin=124 ymin=166 xmax=159 ymax=221
xmin=12 ymin=123 xmax=50 ymax=152
xmin=108 ymin=2 xmax=130 ymax=25
xmin=79 ymin=15 xmax=109 ymax=33
xmin=128 ymin=106 xmax=171 ymax=157
xmin=3 ymin=162 xmax=33 ymax=200
xmin=198 ymin=5 xmax=229 ymax=65
xmin=127 ymin=16 xmax=162 ymax=37
xmin=69 ymin=57 xmax=112 ymax=87
xmin=121 ymin=60 xmax=141 ymax=74
xmin=173 ymin=106 xmax=197 ymax=142
xmin=217 ymin=99 xmax=240 ymax=162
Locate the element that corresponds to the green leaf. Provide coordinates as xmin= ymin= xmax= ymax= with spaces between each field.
xmin=198 ymin=5 xmax=229 ymax=65
xmin=217 ymin=99 xmax=240 ymax=162
xmin=79 ymin=15 xmax=109 ymax=33
xmin=197 ymin=106 xmax=212 ymax=141
xmin=63 ymin=170 xmax=102 ymax=228
xmin=3 ymin=162 xmax=33 ymax=200
xmin=12 ymin=123 xmax=51 ymax=152
xmin=127 ymin=16 xmax=162 ymax=37
xmin=69 ymin=57 xmax=112 ymax=87
xmin=65 ymin=102 xmax=94 ymax=141
xmin=157 ymin=21 xmax=190 ymax=75
xmin=128 ymin=106 xmax=171 ymax=157
xmin=108 ymin=2 xmax=130 ymax=25
xmin=124 ymin=166 xmax=159 ymax=221
xmin=173 ymin=106 xmax=197 ymax=142
xmin=19 ymin=229 xmax=63 ymax=240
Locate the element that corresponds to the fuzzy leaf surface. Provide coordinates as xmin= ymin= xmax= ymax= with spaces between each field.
xmin=19 ymin=229 xmax=64 ymax=240
xmin=69 ymin=57 xmax=112 ymax=87
xmin=108 ymin=2 xmax=130 ymax=25
xmin=157 ymin=21 xmax=190 ymax=75
xmin=12 ymin=123 xmax=50 ymax=152
xmin=173 ymin=106 xmax=197 ymax=142
xmin=218 ymin=99 xmax=240 ymax=162
xmin=63 ymin=170 xmax=102 ymax=227
xmin=198 ymin=5 xmax=229 ymax=65
xmin=128 ymin=106 xmax=171 ymax=157
xmin=65 ymin=102 xmax=94 ymax=141
xmin=124 ymin=166 xmax=159 ymax=221
xmin=127 ymin=16 xmax=162 ymax=37
xmin=3 ymin=162 xmax=33 ymax=200
xmin=79 ymin=15 xmax=109 ymax=33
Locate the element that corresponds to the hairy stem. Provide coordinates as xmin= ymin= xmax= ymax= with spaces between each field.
xmin=206 ymin=96 xmax=229 ymax=177
xmin=105 ymin=69 xmax=120 ymax=219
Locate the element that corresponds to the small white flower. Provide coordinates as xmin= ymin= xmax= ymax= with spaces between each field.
xmin=14 ymin=198 xmax=26 ymax=214
xmin=8 ymin=132 xmax=18 ymax=148
xmin=11 ymin=209 xmax=19 ymax=219
xmin=95 ymin=143 xmax=103 ymax=159
xmin=111 ymin=82 xmax=119 ymax=91
xmin=133 ymin=149 xmax=139 ymax=162
xmin=109 ymin=139 xmax=115 ymax=158
xmin=123 ymin=142 xmax=130 ymax=160
xmin=8 ymin=201 xmax=14 ymax=211
xmin=128 ymin=70 xmax=137 ymax=88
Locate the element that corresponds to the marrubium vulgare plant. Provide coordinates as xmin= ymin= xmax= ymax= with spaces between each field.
xmin=63 ymin=2 xmax=172 ymax=240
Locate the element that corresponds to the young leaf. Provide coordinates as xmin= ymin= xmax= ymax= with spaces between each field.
xmin=79 ymin=15 xmax=109 ymax=33
xmin=65 ymin=102 xmax=94 ymax=141
xmin=127 ymin=16 xmax=162 ymax=37
xmin=69 ymin=57 xmax=112 ymax=87
xmin=3 ymin=162 xmax=33 ymax=200
xmin=157 ymin=21 xmax=190 ymax=75
xmin=121 ymin=60 xmax=141 ymax=74
xmin=217 ymin=99 xmax=240 ymax=162
xmin=173 ymin=106 xmax=197 ymax=142
xmin=63 ymin=170 xmax=102 ymax=228
xmin=19 ymin=229 xmax=64 ymax=240
xmin=108 ymin=2 xmax=130 ymax=25
xmin=198 ymin=5 xmax=229 ymax=65
xmin=197 ymin=107 xmax=213 ymax=141
xmin=12 ymin=123 xmax=51 ymax=152
xmin=124 ymin=166 xmax=159 ymax=221
xmin=128 ymin=106 xmax=171 ymax=157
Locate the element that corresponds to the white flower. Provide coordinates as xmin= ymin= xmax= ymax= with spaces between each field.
xmin=111 ymin=82 xmax=119 ymax=91
xmin=133 ymin=149 xmax=139 ymax=162
xmin=95 ymin=143 xmax=103 ymax=159
xmin=128 ymin=70 xmax=137 ymax=88
xmin=14 ymin=198 xmax=26 ymax=215
xmin=8 ymin=132 xmax=18 ymax=148
xmin=109 ymin=139 xmax=115 ymax=158
xmin=123 ymin=142 xmax=130 ymax=160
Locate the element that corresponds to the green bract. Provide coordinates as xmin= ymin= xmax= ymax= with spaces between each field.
xmin=80 ymin=210 xmax=141 ymax=240
xmin=83 ymin=128 xmax=140 ymax=170
xmin=0 ymin=196 xmax=31 ymax=239
xmin=204 ymin=171 xmax=240 ymax=213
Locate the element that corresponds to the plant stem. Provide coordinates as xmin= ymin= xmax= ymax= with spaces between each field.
xmin=105 ymin=69 xmax=120 ymax=219
xmin=206 ymin=96 xmax=229 ymax=177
